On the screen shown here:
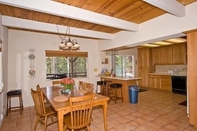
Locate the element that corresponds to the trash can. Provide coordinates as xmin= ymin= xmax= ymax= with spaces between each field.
xmin=128 ymin=85 xmax=139 ymax=104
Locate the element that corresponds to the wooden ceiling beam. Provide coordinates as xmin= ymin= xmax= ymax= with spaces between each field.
xmin=2 ymin=16 xmax=114 ymax=40
xmin=143 ymin=0 xmax=185 ymax=17
xmin=0 ymin=0 xmax=139 ymax=32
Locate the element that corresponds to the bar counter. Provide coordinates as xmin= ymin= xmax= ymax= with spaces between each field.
xmin=99 ymin=76 xmax=141 ymax=103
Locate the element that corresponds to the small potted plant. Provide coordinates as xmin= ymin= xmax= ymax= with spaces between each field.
xmin=61 ymin=77 xmax=75 ymax=94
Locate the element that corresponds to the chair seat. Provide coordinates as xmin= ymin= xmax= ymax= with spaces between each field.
xmin=7 ymin=89 xmax=23 ymax=116
xmin=7 ymin=89 xmax=22 ymax=96
xmin=45 ymin=106 xmax=56 ymax=115
xmin=110 ymin=83 xmax=122 ymax=88
xmin=97 ymin=81 xmax=106 ymax=85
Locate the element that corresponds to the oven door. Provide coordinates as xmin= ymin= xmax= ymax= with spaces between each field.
xmin=171 ymin=76 xmax=187 ymax=95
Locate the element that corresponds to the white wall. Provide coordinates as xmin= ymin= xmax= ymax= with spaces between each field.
xmin=2 ymin=26 xmax=8 ymax=113
xmin=0 ymin=13 xmax=3 ymax=127
xmin=0 ymin=13 xmax=8 ymax=126
xmin=8 ymin=29 xmax=99 ymax=107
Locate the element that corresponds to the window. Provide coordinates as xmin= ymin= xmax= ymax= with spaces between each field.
xmin=45 ymin=50 xmax=88 ymax=79
xmin=112 ymin=55 xmax=134 ymax=77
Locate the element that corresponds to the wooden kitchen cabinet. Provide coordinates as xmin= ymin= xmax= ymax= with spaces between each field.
xmin=138 ymin=68 xmax=150 ymax=88
xmin=152 ymin=47 xmax=161 ymax=65
xmin=149 ymin=74 xmax=172 ymax=91
xmin=138 ymin=48 xmax=151 ymax=88
xmin=152 ymin=43 xmax=187 ymax=65
xmin=160 ymin=75 xmax=171 ymax=91
xmin=172 ymin=43 xmax=187 ymax=64
xmin=160 ymin=46 xmax=173 ymax=64
xmin=152 ymin=46 xmax=172 ymax=65
xmin=149 ymin=75 xmax=161 ymax=89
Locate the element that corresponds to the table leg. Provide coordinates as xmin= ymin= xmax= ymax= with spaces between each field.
xmin=102 ymin=101 xmax=108 ymax=131
xmin=58 ymin=110 xmax=64 ymax=131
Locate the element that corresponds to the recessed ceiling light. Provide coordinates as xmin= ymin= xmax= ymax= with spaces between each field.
xmin=140 ymin=44 xmax=160 ymax=47
xmin=153 ymin=41 xmax=173 ymax=45
xmin=165 ymin=38 xmax=187 ymax=43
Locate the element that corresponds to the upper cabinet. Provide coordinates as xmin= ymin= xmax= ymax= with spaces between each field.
xmin=152 ymin=47 xmax=161 ymax=65
xmin=160 ymin=45 xmax=173 ymax=64
xmin=152 ymin=43 xmax=187 ymax=65
xmin=172 ymin=43 xmax=187 ymax=64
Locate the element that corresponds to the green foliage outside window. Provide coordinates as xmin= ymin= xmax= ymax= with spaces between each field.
xmin=46 ymin=57 xmax=87 ymax=79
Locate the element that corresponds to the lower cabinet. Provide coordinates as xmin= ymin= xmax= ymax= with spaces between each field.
xmin=149 ymin=75 xmax=172 ymax=91
xmin=160 ymin=76 xmax=171 ymax=91
xmin=149 ymin=75 xmax=160 ymax=89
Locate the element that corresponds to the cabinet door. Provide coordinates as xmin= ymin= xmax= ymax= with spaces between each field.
xmin=154 ymin=76 xmax=161 ymax=89
xmin=138 ymin=48 xmax=151 ymax=68
xmin=160 ymin=46 xmax=173 ymax=64
xmin=172 ymin=43 xmax=187 ymax=64
xmin=138 ymin=48 xmax=151 ymax=88
xmin=152 ymin=47 xmax=161 ymax=65
xmin=149 ymin=76 xmax=154 ymax=88
xmin=149 ymin=75 xmax=161 ymax=89
xmin=161 ymin=76 xmax=172 ymax=91
xmin=138 ymin=69 xmax=149 ymax=88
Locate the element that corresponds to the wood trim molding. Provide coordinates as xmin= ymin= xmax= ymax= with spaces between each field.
xmin=45 ymin=50 xmax=88 ymax=57
xmin=187 ymin=31 xmax=197 ymax=127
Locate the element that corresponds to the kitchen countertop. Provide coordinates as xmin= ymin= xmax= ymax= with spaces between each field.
xmin=149 ymin=72 xmax=187 ymax=76
xmin=98 ymin=75 xmax=141 ymax=80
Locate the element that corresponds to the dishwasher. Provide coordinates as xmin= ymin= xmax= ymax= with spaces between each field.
xmin=171 ymin=76 xmax=187 ymax=95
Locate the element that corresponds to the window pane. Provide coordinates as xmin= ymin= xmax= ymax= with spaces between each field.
xmin=55 ymin=57 xmax=67 ymax=73
xmin=46 ymin=56 xmax=87 ymax=79
xmin=113 ymin=55 xmax=134 ymax=77
xmin=124 ymin=56 xmax=133 ymax=77
xmin=69 ymin=57 xmax=87 ymax=78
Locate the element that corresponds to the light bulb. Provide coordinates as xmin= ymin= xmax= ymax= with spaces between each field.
xmin=74 ymin=44 xmax=79 ymax=49
xmin=60 ymin=42 xmax=65 ymax=48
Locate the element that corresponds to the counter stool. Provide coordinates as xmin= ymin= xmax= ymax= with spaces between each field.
xmin=96 ymin=81 xmax=111 ymax=96
xmin=7 ymin=89 xmax=23 ymax=116
xmin=109 ymin=83 xmax=123 ymax=104
xmin=96 ymin=81 xmax=106 ymax=94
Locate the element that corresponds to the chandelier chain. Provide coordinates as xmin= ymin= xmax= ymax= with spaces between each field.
xmin=56 ymin=25 xmax=69 ymax=41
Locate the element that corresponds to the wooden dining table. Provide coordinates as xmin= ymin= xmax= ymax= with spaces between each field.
xmin=41 ymin=86 xmax=110 ymax=131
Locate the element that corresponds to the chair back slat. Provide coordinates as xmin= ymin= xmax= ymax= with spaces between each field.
xmin=31 ymin=89 xmax=46 ymax=116
xmin=36 ymin=84 xmax=41 ymax=91
xmin=69 ymin=94 xmax=95 ymax=129
xmin=79 ymin=81 xmax=85 ymax=90
xmin=52 ymin=80 xmax=61 ymax=88
xmin=84 ymin=83 xmax=94 ymax=92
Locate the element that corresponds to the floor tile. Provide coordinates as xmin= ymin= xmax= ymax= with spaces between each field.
xmin=1 ymin=88 xmax=197 ymax=131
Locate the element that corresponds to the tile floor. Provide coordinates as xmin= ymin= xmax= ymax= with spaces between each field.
xmin=1 ymin=88 xmax=197 ymax=131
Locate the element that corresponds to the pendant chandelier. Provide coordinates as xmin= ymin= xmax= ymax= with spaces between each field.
xmin=57 ymin=25 xmax=80 ymax=51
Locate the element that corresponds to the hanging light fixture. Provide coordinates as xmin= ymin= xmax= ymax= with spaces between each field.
xmin=57 ymin=25 xmax=80 ymax=51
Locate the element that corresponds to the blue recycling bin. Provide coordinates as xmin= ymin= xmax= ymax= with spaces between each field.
xmin=128 ymin=85 xmax=139 ymax=104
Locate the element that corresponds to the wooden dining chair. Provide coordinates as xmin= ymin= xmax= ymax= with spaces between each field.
xmin=63 ymin=94 xmax=95 ymax=131
xmin=36 ymin=84 xmax=51 ymax=107
xmin=31 ymin=89 xmax=57 ymax=131
xmin=84 ymin=83 xmax=94 ymax=92
xmin=52 ymin=80 xmax=61 ymax=88
xmin=78 ymin=81 xmax=86 ymax=90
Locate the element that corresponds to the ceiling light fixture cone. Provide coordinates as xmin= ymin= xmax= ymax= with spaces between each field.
xmin=57 ymin=25 xmax=80 ymax=51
